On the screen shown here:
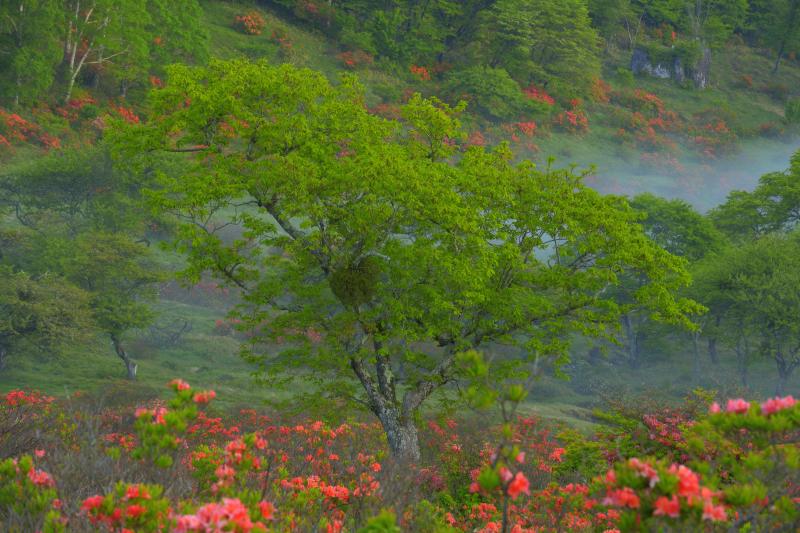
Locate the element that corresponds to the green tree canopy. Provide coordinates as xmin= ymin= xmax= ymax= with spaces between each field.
xmin=113 ymin=58 xmax=698 ymax=460
xmin=691 ymin=233 xmax=800 ymax=394
xmin=710 ymin=149 xmax=800 ymax=240
xmin=0 ymin=146 xmax=163 ymax=379
xmin=473 ymin=0 xmax=601 ymax=95
xmin=0 ymin=0 xmax=61 ymax=106
xmin=630 ymin=193 xmax=726 ymax=261
xmin=0 ymin=265 xmax=91 ymax=371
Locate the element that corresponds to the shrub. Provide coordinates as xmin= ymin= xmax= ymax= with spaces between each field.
xmin=1 ymin=381 xmax=798 ymax=532
xmin=234 ymin=11 xmax=266 ymax=35
xmin=337 ymin=50 xmax=374 ymax=69
xmin=443 ymin=66 xmax=549 ymax=121
xmin=615 ymin=67 xmax=635 ymax=86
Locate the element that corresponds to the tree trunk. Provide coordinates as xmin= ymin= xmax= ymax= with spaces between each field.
xmin=692 ymin=330 xmax=702 ymax=385
xmin=588 ymin=346 xmax=601 ymax=365
xmin=0 ymin=346 xmax=7 ymax=371
xmin=735 ymin=335 xmax=748 ymax=388
xmin=621 ymin=314 xmax=640 ymax=368
xmin=774 ymin=354 xmax=792 ymax=396
xmin=111 ymin=333 xmax=137 ymax=380
xmin=707 ymin=337 xmax=718 ymax=364
xmin=378 ymin=408 xmax=421 ymax=462
xmin=773 ymin=44 xmax=786 ymax=75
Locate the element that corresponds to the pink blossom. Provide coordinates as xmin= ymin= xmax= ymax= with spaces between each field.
xmin=702 ymin=502 xmax=727 ymax=521
xmin=761 ymin=395 xmax=796 ymax=415
xmin=725 ymin=399 xmax=750 ymax=414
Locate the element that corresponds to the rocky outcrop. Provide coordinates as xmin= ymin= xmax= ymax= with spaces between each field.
xmin=631 ymin=45 xmax=710 ymax=88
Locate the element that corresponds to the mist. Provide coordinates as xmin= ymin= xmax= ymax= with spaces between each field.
xmin=580 ymin=137 xmax=800 ymax=211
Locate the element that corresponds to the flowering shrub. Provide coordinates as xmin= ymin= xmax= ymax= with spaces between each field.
xmin=410 ymin=65 xmax=431 ymax=81
xmin=682 ymin=108 xmax=738 ymax=159
xmin=0 ymin=109 xmax=61 ymax=152
xmin=522 ymin=84 xmax=555 ymax=106
xmin=0 ymin=454 xmax=63 ymax=531
xmin=601 ymin=458 xmax=728 ymax=529
xmin=591 ymin=78 xmax=611 ymax=104
xmin=337 ymin=50 xmax=373 ymax=69
xmin=269 ymin=28 xmax=293 ymax=55
xmin=552 ymin=106 xmax=589 ymax=134
xmin=234 ymin=12 xmax=266 ymax=35
xmin=113 ymin=105 xmax=141 ymax=125
xmin=1 ymin=381 xmax=798 ymax=532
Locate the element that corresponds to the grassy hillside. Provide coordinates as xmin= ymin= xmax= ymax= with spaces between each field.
xmin=1 ymin=0 xmax=798 ymax=429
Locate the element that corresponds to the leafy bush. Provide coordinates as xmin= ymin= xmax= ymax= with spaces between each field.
xmin=443 ymin=66 xmax=549 ymax=121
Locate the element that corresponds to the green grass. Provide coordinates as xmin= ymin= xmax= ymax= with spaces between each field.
xmin=2 ymin=0 xmax=799 ymax=430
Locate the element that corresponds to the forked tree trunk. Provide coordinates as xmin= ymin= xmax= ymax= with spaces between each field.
xmin=774 ymin=352 xmax=796 ymax=396
xmin=111 ymin=333 xmax=137 ymax=380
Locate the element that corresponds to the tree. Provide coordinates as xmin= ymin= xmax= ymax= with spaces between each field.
xmin=630 ymin=193 xmax=725 ymax=262
xmin=442 ymin=66 xmax=547 ymax=121
xmin=692 ymin=234 xmax=800 ymax=394
xmin=609 ymin=194 xmax=717 ymax=368
xmin=113 ymin=59 xmax=697 ymax=460
xmin=748 ymin=0 xmax=800 ymax=74
xmin=60 ymin=0 xmax=151 ymax=102
xmin=0 ymin=0 xmax=61 ymax=106
xmin=473 ymin=0 xmax=601 ymax=94
xmin=56 ymin=232 xmax=161 ymax=380
xmin=0 ymin=266 xmax=91 ymax=371
xmin=0 ymin=146 xmax=163 ymax=379
xmin=588 ymin=0 xmax=636 ymax=46
xmin=710 ymin=149 xmax=800 ymax=240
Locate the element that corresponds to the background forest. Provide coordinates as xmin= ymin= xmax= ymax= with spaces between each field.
xmin=0 ymin=1 xmax=799 ymax=531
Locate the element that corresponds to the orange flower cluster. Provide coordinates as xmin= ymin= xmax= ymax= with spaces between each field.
xmin=234 ymin=11 xmax=266 ymax=35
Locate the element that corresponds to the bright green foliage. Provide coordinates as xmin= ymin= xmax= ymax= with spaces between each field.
xmin=630 ymin=193 xmax=726 ymax=261
xmin=474 ymin=0 xmax=601 ymax=95
xmin=0 ymin=454 xmax=63 ymax=532
xmin=442 ymin=66 xmax=547 ymax=121
xmin=131 ymin=380 xmax=203 ymax=467
xmin=114 ymin=58 xmax=698 ymax=458
xmin=688 ymin=399 xmax=800 ymax=530
xmin=357 ymin=509 xmax=402 ymax=532
xmin=0 ymin=266 xmax=92 ymax=370
xmin=0 ymin=0 xmax=61 ymax=106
